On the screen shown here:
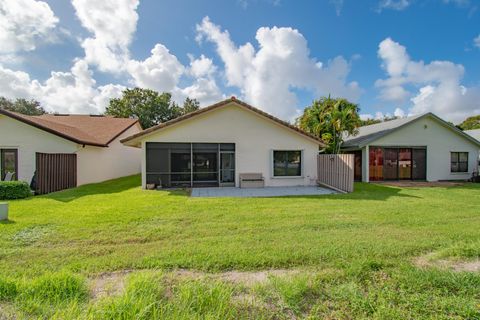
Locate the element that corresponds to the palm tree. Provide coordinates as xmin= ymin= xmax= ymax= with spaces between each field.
xmin=297 ymin=96 xmax=361 ymax=153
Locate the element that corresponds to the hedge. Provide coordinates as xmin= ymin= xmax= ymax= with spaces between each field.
xmin=0 ymin=181 xmax=31 ymax=200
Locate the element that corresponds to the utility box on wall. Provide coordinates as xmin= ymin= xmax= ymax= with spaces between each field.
xmin=0 ymin=203 xmax=8 ymax=221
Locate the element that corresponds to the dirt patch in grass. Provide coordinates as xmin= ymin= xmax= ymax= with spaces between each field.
xmin=90 ymin=268 xmax=301 ymax=300
xmin=172 ymin=269 xmax=301 ymax=286
xmin=89 ymin=270 xmax=133 ymax=300
xmin=451 ymin=261 xmax=480 ymax=272
xmin=414 ymin=253 xmax=480 ymax=272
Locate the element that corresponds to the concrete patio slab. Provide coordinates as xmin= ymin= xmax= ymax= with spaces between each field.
xmin=191 ymin=186 xmax=336 ymax=198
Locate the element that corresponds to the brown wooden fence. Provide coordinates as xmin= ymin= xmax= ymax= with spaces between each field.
xmin=317 ymin=154 xmax=354 ymax=193
xmin=35 ymin=153 xmax=77 ymax=195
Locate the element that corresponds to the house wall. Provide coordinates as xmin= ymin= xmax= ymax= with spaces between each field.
xmin=0 ymin=114 xmax=78 ymax=183
xmin=136 ymin=103 xmax=321 ymax=188
xmin=76 ymin=124 xmax=142 ymax=185
xmin=366 ymin=116 xmax=479 ymax=181
xmin=0 ymin=115 xmax=142 ymax=186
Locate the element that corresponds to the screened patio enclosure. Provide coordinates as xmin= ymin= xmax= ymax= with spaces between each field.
xmin=146 ymin=142 xmax=235 ymax=188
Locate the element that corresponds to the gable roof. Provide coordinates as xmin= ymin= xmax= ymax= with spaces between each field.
xmin=465 ymin=129 xmax=480 ymax=142
xmin=121 ymin=97 xmax=326 ymax=146
xmin=342 ymin=112 xmax=480 ymax=149
xmin=0 ymin=108 xmax=139 ymax=147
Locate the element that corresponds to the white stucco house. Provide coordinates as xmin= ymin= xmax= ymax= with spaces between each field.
xmin=342 ymin=113 xmax=480 ymax=182
xmin=0 ymin=108 xmax=142 ymax=193
xmin=465 ymin=129 xmax=480 ymax=170
xmin=121 ymin=97 xmax=325 ymax=189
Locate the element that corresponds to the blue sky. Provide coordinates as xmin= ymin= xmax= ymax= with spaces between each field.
xmin=0 ymin=0 xmax=479 ymax=123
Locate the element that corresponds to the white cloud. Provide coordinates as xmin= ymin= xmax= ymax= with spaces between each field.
xmin=187 ymin=54 xmax=217 ymax=78
xmin=0 ymin=0 xmax=59 ymax=54
xmin=177 ymin=78 xmax=224 ymax=106
xmin=0 ymin=65 xmax=37 ymax=99
xmin=196 ymin=17 xmax=361 ymax=120
xmin=127 ymin=44 xmax=185 ymax=93
xmin=474 ymin=34 xmax=480 ymax=48
xmin=393 ymin=107 xmax=406 ymax=117
xmin=378 ymin=38 xmax=410 ymax=77
xmin=71 ymin=0 xmax=139 ymax=73
xmin=378 ymin=0 xmax=410 ymax=11
xmin=376 ymin=37 xmax=480 ymax=123
xmin=0 ymin=60 xmax=124 ymax=114
xmin=70 ymin=2 xmax=223 ymax=107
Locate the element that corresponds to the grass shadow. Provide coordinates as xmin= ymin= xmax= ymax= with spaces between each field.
xmin=0 ymin=219 xmax=15 ymax=225
xmin=41 ymin=175 xmax=141 ymax=203
xmin=268 ymin=182 xmax=422 ymax=201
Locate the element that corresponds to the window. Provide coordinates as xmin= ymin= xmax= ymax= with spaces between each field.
xmin=0 ymin=149 xmax=18 ymax=180
xmin=273 ymin=150 xmax=302 ymax=177
xmin=451 ymin=152 xmax=468 ymax=173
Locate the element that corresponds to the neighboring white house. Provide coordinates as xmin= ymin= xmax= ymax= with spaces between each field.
xmin=121 ymin=97 xmax=325 ymax=189
xmin=0 ymin=109 xmax=142 ymax=193
xmin=342 ymin=113 xmax=480 ymax=182
xmin=465 ymin=129 xmax=480 ymax=170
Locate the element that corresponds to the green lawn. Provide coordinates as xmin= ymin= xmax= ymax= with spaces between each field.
xmin=1 ymin=175 xmax=480 ymax=319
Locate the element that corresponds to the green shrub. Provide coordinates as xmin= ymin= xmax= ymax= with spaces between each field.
xmin=0 ymin=181 xmax=31 ymax=200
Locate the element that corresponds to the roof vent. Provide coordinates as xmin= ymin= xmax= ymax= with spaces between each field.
xmin=89 ymin=114 xmax=104 ymax=117
xmin=53 ymin=113 xmax=70 ymax=116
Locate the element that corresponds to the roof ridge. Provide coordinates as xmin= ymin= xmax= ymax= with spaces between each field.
xmin=358 ymin=113 xmax=425 ymax=129
xmin=120 ymin=97 xmax=325 ymax=146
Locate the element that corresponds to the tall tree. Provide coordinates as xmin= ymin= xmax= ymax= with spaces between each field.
xmin=458 ymin=115 xmax=480 ymax=130
xmin=296 ymin=97 xmax=361 ymax=153
xmin=360 ymin=115 xmax=399 ymax=127
xmin=181 ymin=97 xmax=200 ymax=114
xmin=0 ymin=97 xmax=46 ymax=115
xmin=105 ymin=88 xmax=201 ymax=129
xmin=360 ymin=118 xmax=382 ymax=126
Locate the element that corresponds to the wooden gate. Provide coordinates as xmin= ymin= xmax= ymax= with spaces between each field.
xmin=317 ymin=154 xmax=354 ymax=193
xmin=35 ymin=153 xmax=77 ymax=195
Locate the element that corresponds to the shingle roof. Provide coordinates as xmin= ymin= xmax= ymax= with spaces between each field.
xmin=0 ymin=109 xmax=139 ymax=147
xmin=121 ymin=97 xmax=326 ymax=146
xmin=342 ymin=112 xmax=480 ymax=149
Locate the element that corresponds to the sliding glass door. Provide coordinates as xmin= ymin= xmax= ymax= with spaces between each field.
xmin=398 ymin=148 xmax=412 ymax=179
xmin=369 ymin=147 xmax=426 ymax=181
xmin=412 ymin=149 xmax=426 ymax=180
xmin=192 ymin=144 xmax=218 ymax=187
xmin=369 ymin=147 xmax=384 ymax=181
xmin=384 ymin=148 xmax=399 ymax=180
